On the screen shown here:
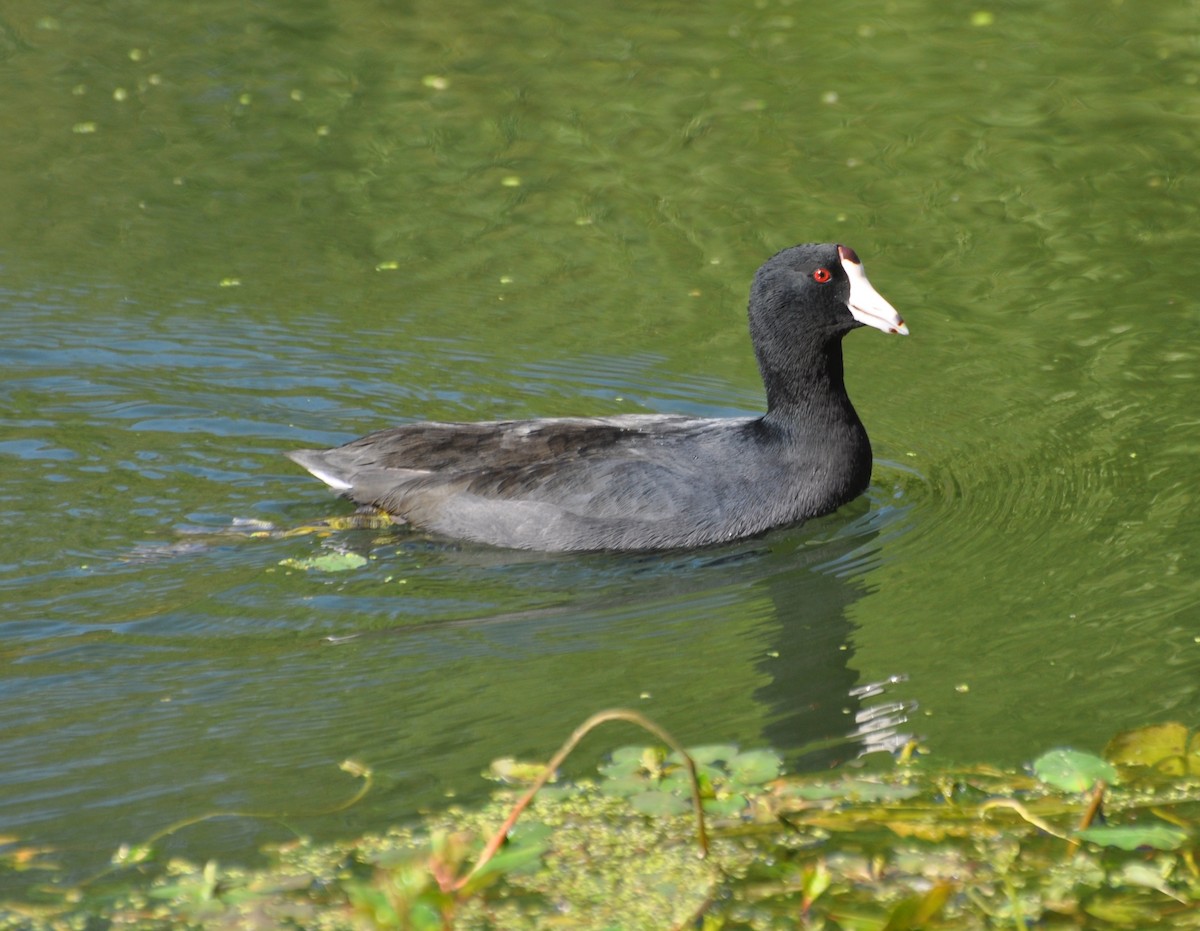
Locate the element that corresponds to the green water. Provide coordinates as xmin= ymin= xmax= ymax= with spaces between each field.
xmin=1 ymin=0 xmax=1197 ymax=886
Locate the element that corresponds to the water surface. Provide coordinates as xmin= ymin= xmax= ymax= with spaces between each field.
xmin=1 ymin=0 xmax=1197 ymax=885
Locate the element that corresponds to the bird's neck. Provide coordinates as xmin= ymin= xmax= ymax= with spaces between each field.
xmin=759 ymin=337 xmax=860 ymax=431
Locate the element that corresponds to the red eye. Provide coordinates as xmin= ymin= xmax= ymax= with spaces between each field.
xmin=812 ymin=267 xmax=832 ymax=283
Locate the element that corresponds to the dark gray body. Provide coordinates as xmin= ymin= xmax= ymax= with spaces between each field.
xmin=285 ymin=242 xmax=906 ymax=551
xmin=286 ymin=409 xmax=871 ymax=551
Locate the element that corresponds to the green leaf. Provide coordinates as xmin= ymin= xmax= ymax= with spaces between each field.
xmin=801 ymin=859 xmax=832 ymax=907
xmin=728 ymin=749 xmax=783 ymax=786
xmin=459 ymin=840 xmax=545 ymax=890
xmin=661 ymin=764 xmax=721 ymax=796
xmin=1105 ymin=722 xmax=1196 ymax=775
xmin=408 ymin=899 xmax=448 ymax=931
xmin=881 ymin=882 xmax=954 ymax=931
xmin=1083 ymin=896 xmax=1160 ymax=925
xmin=599 ymin=745 xmax=664 ymax=779
xmin=701 ymin=794 xmax=748 ymax=816
xmin=672 ymin=744 xmax=739 ymax=766
xmin=609 ymin=745 xmax=653 ymax=764
xmin=1032 ymin=749 xmax=1117 ymax=792
xmin=598 ymin=775 xmax=651 ymax=798
xmin=1075 ymin=824 xmax=1189 ymax=851
xmin=146 ymin=883 xmax=190 ymax=900
xmin=627 ymin=790 xmax=691 ymax=817
xmin=1113 ymin=861 xmax=1184 ymax=899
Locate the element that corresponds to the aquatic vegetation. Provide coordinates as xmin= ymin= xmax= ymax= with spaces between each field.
xmin=1 ymin=720 xmax=1196 ymax=929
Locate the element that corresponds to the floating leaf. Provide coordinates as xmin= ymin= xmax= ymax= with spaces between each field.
xmin=701 ymin=794 xmax=748 ymax=816
xmin=627 ymin=790 xmax=691 ymax=817
xmin=599 ymin=775 xmax=652 ymax=798
xmin=661 ymin=764 xmax=721 ymax=795
xmin=1104 ymin=722 xmax=1196 ymax=775
xmin=599 ymin=745 xmax=665 ymax=779
xmin=1032 ymin=749 xmax=1116 ymax=792
xmin=1075 ymin=824 xmax=1189 ymax=851
xmin=728 ymin=749 xmax=783 ymax=786
xmin=609 ymin=745 xmax=653 ymax=765
xmin=668 ymin=744 xmax=738 ymax=766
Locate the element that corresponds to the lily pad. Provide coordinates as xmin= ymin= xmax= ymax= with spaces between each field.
xmin=599 ymin=745 xmax=665 ymax=779
xmin=728 ymin=749 xmax=783 ymax=786
xmin=1032 ymin=749 xmax=1117 ymax=792
xmin=609 ymin=745 xmax=656 ymax=765
xmin=598 ymin=775 xmax=653 ymax=798
xmin=667 ymin=744 xmax=739 ymax=766
xmin=701 ymin=794 xmax=748 ymax=816
xmin=660 ymin=764 xmax=721 ymax=795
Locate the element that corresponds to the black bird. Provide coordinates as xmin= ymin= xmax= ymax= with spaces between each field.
xmin=287 ymin=243 xmax=908 ymax=551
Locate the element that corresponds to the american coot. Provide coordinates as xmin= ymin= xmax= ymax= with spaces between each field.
xmin=287 ymin=243 xmax=907 ymax=551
